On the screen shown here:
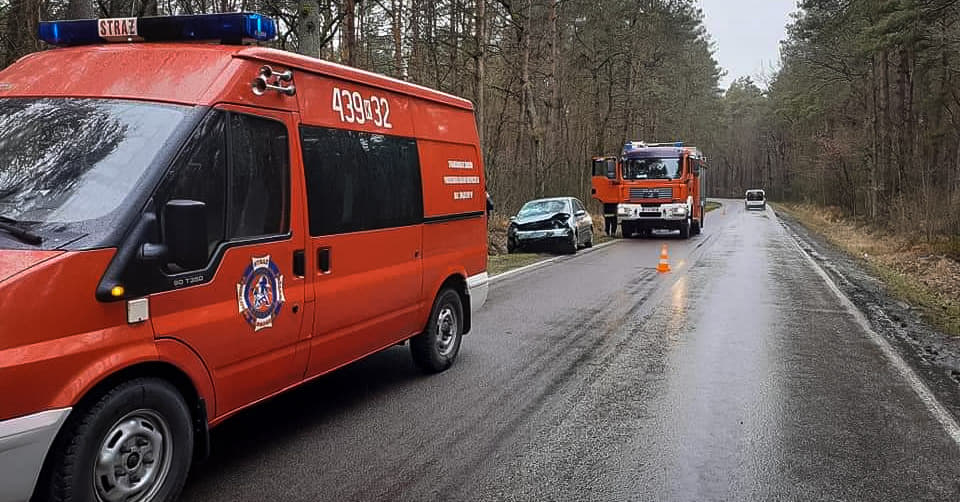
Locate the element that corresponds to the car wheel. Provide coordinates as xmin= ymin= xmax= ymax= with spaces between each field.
xmin=411 ymin=288 xmax=464 ymax=373
xmin=584 ymin=229 xmax=594 ymax=248
xmin=39 ymin=378 xmax=194 ymax=502
xmin=507 ymin=237 xmax=518 ymax=254
xmin=566 ymin=232 xmax=578 ymax=254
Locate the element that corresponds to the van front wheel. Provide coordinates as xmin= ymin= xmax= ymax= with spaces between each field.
xmin=39 ymin=378 xmax=193 ymax=502
xmin=411 ymin=288 xmax=464 ymax=373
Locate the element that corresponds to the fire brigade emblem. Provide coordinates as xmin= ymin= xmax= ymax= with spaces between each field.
xmin=237 ymin=255 xmax=285 ymax=332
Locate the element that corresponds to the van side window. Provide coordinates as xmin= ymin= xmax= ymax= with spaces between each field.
xmin=228 ymin=113 xmax=290 ymax=238
xmin=155 ymin=110 xmax=227 ymax=259
xmin=300 ymin=126 xmax=423 ymax=236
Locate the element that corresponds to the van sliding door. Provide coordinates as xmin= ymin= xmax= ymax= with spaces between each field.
xmin=299 ymin=125 xmax=424 ymax=376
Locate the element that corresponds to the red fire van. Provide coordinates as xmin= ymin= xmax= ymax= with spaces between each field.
xmin=0 ymin=13 xmax=488 ymax=502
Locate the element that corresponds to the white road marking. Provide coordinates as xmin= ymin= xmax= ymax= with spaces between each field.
xmin=490 ymin=239 xmax=620 ymax=284
xmin=784 ymin=220 xmax=960 ymax=448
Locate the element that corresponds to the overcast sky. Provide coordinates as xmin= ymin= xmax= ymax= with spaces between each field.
xmin=697 ymin=0 xmax=798 ymax=89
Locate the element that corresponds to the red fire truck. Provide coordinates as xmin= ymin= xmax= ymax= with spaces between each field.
xmin=591 ymin=141 xmax=707 ymax=239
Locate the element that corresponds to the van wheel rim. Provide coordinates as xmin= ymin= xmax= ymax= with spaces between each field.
xmin=436 ymin=305 xmax=458 ymax=356
xmin=94 ymin=409 xmax=173 ymax=502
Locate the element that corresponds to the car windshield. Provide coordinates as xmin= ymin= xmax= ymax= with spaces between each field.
xmin=0 ymin=98 xmax=190 ymax=228
xmin=622 ymin=157 xmax=681 ymax=180
xmin=746 ymin=191 xmax=765 ymax=200
xmin=519 ymin=199 xmax=568 ymax=216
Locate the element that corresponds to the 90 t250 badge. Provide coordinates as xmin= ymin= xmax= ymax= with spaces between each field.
xmin=237 ymin=255 xmax=286 ymax=332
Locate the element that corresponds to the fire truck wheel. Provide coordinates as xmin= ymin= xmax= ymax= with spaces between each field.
xmin=680 ymin=217 xmax=691 ymax=239
xmin=39 ymin=378 xmax=193 ymax=502
xmin=692 ymin=218 xmax=701 ymax=235
xmin=411 ymin=288 xmax=463 ymax=373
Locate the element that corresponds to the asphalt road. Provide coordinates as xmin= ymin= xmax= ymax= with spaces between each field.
xmin=180 ymin=200 xmax=960 ymax=501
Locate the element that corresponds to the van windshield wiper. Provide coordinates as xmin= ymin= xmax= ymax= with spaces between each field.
xmin=0 ymin=215 xmax=43 ymax=245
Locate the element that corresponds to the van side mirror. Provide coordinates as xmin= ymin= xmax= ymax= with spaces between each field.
xmin=164 ymin=200 xmax=208 ymax=270
xmin=141 ymin=200 xmax=208 ymax=270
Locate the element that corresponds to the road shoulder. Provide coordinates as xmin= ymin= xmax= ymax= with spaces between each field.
xmin=775 ymin=209 xmax=960 ymax=423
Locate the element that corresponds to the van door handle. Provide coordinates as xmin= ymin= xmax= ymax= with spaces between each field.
xmin=293 ymin=249 xmax=305 ymax=277
xmin=318 ymin=247 xmax=331 ymax=274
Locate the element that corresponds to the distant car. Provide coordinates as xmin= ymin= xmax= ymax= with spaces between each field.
xmin=745 ymin=189 xmax=766 ymax=210
xmin=508 ymin=197 xmax=594 ymax=254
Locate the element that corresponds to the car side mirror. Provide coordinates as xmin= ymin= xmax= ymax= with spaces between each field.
xmin=575 ymin=209 xmax=586 ymax=217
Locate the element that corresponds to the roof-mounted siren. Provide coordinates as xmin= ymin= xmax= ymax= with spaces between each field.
xmin=38 ymin=12 xmax=277 ymax=46
xmin=622 ymin=141 xmax=647 ymax=154
xmin=252 ymin=65 xmax=296 ymax=96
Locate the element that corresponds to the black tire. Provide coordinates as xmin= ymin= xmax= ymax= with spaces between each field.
xmin=621 ymin=222 xmax=634 ymax=238
xmin=584 ymin=229 xmax=594 ymax=248
xmin=692 ymin=218 xmax=701 ymax=235
xmin=700 ymin=210 xmax=705 ymax=229
xmin=565 ymin=232 xmax=578 ymax=254
xmin=411 ymin=288 xmax=464 ymax=373
xmin=507 ymin=237 xmax=518 ymax=254
xmin=679 ymin=217 xmax=691 ymax=239
xmin=39 ymin=378 xmax=194 ymax=502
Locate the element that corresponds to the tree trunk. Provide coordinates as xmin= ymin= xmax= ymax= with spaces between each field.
xmin=474 ymin=0 xmax=486 ymax=143
xmin=343 ymin=0 xmax=357 ymax=66
xmin=297 ymin=0 xmax=321 ymax=57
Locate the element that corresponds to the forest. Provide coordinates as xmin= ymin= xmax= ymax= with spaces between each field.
xmin=1 ymin=0 xmax=958 ymax=237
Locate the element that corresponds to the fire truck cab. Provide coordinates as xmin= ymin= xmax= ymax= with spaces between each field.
xmin=0 ymin=13 xmax=487 ymax=502
xmin=591 ymin=141 xmax=707 ymax=239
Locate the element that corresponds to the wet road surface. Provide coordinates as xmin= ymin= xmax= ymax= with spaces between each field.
xmin=180 ymin=200 xmax=960 ymax=501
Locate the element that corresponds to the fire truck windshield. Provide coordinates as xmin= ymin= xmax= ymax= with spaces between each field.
xmin=622 ymin=157 xmax=681 ymax=180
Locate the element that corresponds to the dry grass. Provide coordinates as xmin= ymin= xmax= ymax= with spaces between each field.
xmin=705 ymin=200 xmax=722 ymax=213
xmin=776 ymin=203 xmax=960 ymax=336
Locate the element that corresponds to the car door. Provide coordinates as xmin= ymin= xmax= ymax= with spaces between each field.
xmin=148 ymin=107 xmax=308 ymax=416
xmin=298 ymin=125 xmax=424 ymax=376
xmin=573 ymin=198 xmax=591 ymax=242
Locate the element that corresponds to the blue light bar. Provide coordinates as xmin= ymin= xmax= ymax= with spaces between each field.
xmin=674 ymin=141 xmax=684 ymax=148
xmin=39 ymin=12 xmax=277 ymax=46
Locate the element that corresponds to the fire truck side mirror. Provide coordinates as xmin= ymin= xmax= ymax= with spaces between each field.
xmin=605 ymin=159 xmax=617 ymax=179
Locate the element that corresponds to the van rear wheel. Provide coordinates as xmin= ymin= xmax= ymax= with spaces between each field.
xmin=39 ymin=378 xmax=193 ymax=502
xmin=411 ymin=288 xmax=464 ymax=373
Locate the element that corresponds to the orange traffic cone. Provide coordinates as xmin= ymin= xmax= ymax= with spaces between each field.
xmin=657 ymin=244 xmax=671 ymax=273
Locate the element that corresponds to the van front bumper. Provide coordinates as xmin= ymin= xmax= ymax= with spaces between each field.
xmin=617 ymin=203 xmax=688 ymax=222
xmin=467 ymin=272 xmax=489 ymax=313
xmin=0 ymin=407 xmax=71 ymax=502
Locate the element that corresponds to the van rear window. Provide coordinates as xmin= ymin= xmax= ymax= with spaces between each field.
xmin=300 ymin=126 xmax=423 ymax=236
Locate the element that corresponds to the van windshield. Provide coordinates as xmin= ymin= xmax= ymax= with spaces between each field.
xmin=0 ymin=98 xmax=190 ymax=244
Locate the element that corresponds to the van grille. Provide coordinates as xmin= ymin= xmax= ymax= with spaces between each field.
xmin=629 ymin=187 xmax=673 ymax=200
